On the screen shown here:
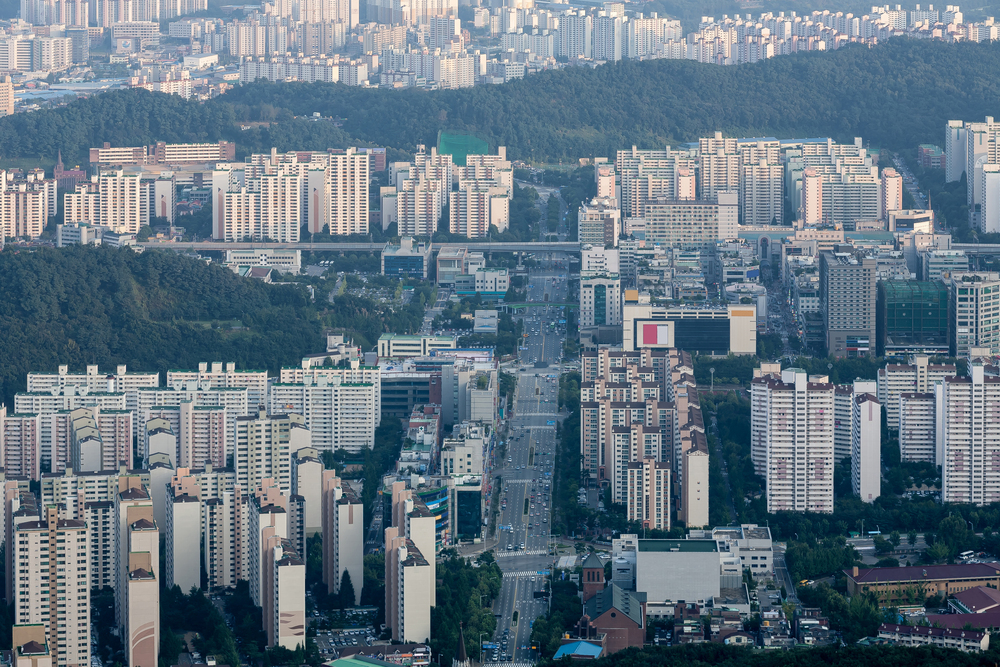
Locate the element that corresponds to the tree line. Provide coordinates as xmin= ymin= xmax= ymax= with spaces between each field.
xmin=9 ymin=39 xmax=1000 ymax=167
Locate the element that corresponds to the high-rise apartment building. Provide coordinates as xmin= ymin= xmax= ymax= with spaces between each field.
xmin=940 ymin=364 xmax=1000 ymax=505
xmin=234 ymin=409 xmax=311 ymax=492
xmin=321 ymin=472 xmax=363 ymax=605
xmin=1 ymin=410 xmax=42 ymax=480
xmin=751 ymin=367 xmax=835 ymax=514
xmin=877 ymin=355 xmax=956 ymax=431
xmin=13 ymin=505 xmax=90 ymax=667
xmin=898 ymin=392 xmax=937 ymax=463
xmin=114 ymin=478 xmax=159 ymax=667
xmin=292 ymin=448 xmax=323 ymax=536
xmin=164 ymin=470 xmax=201 ymax=594
xmin=449 ymin=183 xmax=509 ymax=238
xmin=385 ymin=537 xmax=431 ymax=643
xmin=800 ymin=167 xmax=823 ymax=224
xmin=626 ymin=457 xmax=670 ymax=531
xmin=880 ymin=167 xmax=903 ymax=221
xmin=166 ymin=363 xmax=268 ymax=412
xmin=741 ymin=159 xmax=783 ymax=226
xmin=248 ymin=480 xmax=288 ymax=607
xmin=269 ymin=378 xmax=377 ymax=453
xmin=820 ymin=250 xmax=877 ymax=358
xmin=143 ymin=402 xmax=227 ymax=469
xmin=279 ymin=361 xmax=382 ymax=419
xmin=26 ymin=365 xmax=159 ymax=432
xmin=950 ymin=272 xmax=1000 ymax=356
xmin=851 ymin=393 xmax=881 ymax=503
xmin=63 ymin=169 xmax=144 ymax=234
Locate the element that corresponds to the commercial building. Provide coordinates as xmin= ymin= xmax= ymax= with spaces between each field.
xmin=638 ymin=197 xmax=736 ymax=250
xmin=851 ymin=394 xmax=880 ymax=503
xmin=622 ymin=303 xmax=756 ymax=355
xmin=377 ymin=334 xmax=457 ymax=359
xmin=13 ymin=506 xmax=91 ymax=667
xmin=877 ymin=280 xmax=950 ymax=356
xmin=635 ymin=539 xmax=722 ymax=604
xmin=750 ymin=367 xmax=834 ymax=514
xmin=382 ymin=238 xmax=433 ymax=279
xmin=435 ymin=247 xmax=485 ymax=286
xmin=578 ymin=197 xmax=622 ymax=246
xmin=920 ymin=249 xmax=968 ymax=281
xmin=940 ymin=364 xmax=1000 ymax=505
xmin=820 ymin=250 xmax=877 ymax=357
xmin=580 ymin=273 xmax=621 ymax=327
xmin=453 ymin=268 xmax=509 ymax=299
xmin=950 ymin=273 xmax=1000 ymax=356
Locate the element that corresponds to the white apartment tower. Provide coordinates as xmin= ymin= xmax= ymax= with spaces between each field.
xmin=800 ymin=167 xmax=823 ymax=225
xmin=234 ymin=409 xmax=311 ymax=493
xmin=321 ymin=472 xmax=363 ymax=605
xmin=851 ymin=394 xmax=881 ymax=503
xmin=741 ymin=159 xmax=783 ymax=226
xmin=164 ymin=470 xmax=201 ymax=594
xmin=269 ymin=378 xmax=376 ymax=453
xmin=625 ymin=457 xmax=670 ymax=531
xmin=752 ymin=368 xmax=835 ymax=514
xmin=898 ymin=392 xmax=937 ymax=464
xmin=877 ymin=355 xmax=956 ymax=431
xmin=166 ymin=363 xmax=269 ymax=411
xmin=13 ymin=505 xmax=91 ymax=667
xmin=940 ymin=364 xmax=1000 ymax=505
xmin=880 ymin=167 xmax=903 ymax=221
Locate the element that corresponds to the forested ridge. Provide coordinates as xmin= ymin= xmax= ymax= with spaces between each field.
xmin=7 ymin=39 xmax=1000 ymax=165
xmin=0 ymin=246 xmax=322 ymax=406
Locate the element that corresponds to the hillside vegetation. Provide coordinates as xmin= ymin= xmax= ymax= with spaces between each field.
xmin=5 ymin=39 xmax=1000 ymax=165
xmin=0 ymin=246 xmax=322 ymax=405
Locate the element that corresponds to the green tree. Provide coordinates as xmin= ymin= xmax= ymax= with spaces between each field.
xmin=339 ymin=570 xmax=356 ymax=608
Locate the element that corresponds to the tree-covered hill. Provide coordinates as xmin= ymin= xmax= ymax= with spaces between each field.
xmin=4 ymin=38 xmax=1000 ymax=165
xmin=0 ymin=246 xmax=322 ymax=406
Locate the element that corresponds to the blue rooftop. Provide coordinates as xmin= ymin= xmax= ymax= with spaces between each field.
xmin=553 ymin=642 xmax=603 ymax=660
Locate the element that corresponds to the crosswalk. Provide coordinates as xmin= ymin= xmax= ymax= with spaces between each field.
xmin=501 ymin=569 xmax=547 ymax=577
xmin=486 ymin=662 xmax=533 ymax=667
xmin=497 ymin=549 xmax=548 ymax=560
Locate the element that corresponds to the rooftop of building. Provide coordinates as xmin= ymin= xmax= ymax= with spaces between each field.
xmin=585 ymin=584 xmax=647 ymax=627
xmin=951 ymin=586 xmax=1000 ymax=613
xmin=639 ymin=539 xmax=718 ymax=553
xmin=848 ymin=563 xmax=1000 ymax=583
xmin=879 ymin=623 xmax=985 ymax=642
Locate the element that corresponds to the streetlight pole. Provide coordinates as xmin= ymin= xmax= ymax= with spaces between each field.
xmin=480 ymin=632 xmax=487 ymax=665
xmin=710 ymin=367 xmax=715 ymax=393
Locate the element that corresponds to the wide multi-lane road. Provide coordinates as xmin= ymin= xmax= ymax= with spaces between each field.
xmin=484 ymin=266 xmax=568 ymax=667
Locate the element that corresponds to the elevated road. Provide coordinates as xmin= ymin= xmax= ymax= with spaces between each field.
xmin=139 ymin=240 xmax=582 ymax=253
xmin=954 ymin=243 xmax=1000 ymax=256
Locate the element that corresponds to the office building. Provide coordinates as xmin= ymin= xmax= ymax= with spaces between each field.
xmin=234 ymin=409 xmax=311 ymax=492
xmin=13 ymin=505 xmax=90 ymax=667
xmin=626 ymin=458 xmax=670 ymax=531
xmin=950 ymin=273 xmax=1000 ymax=356
xmin=622 ymin=303 xmax=756 ymax=355
xmin=321 ymin=472 xmax=363 ymax=605
xmin=877 ymin=355 xmax=956 ymax=431
xmin=940 ymin=364 xmax=1000 ymax=505
xmin=377 ymin=334 xmax=456 ymax=358
xmin=920 ymin=249 xmax=968 ymax=282
xmin=580 ymin=274 xmax=621 ymax=327
xmin=877 ymin=280 xmax=950 ymax=356
xmin=751 ymin=367 xmax=834 ymax=514
xmin=820 ymin=250 xmax=877 ymax=358
xmin=269 ymin=379 xmax=375 ymax=453
xmin=851 ymin=394 xmax=881 ymax=503
xmin=578 ymin=197 xmax=622 ymax=246
xmin=382 ymin=238 xmax=433 ymax=279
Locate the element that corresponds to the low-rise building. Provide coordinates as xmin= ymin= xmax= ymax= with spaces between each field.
xmin=878 ymin=623 xmax=988 ymax=652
